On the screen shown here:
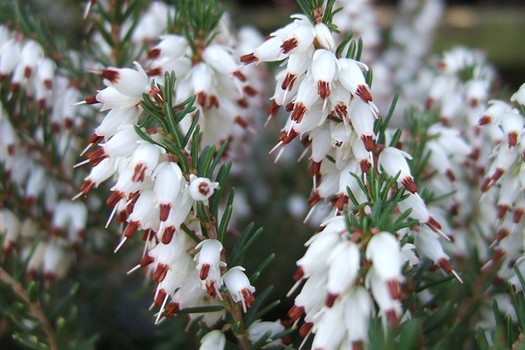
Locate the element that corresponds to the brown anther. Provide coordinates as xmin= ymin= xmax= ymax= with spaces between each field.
xmin=132 ymin=163 xmax=147 ymax=182
xmin=123 ymin=220 xmax=140 ymax=238
xmin=197 ymin=91 xmax=207 ymax=106
xmin=445 ymin=169 xmax=456 ymax=182
xmin=401 ymin=176 xmax=417 ymax=193
xmin=147 ymin=67 xmax=162 ymax=76
xmin=287 ymin=305 xmax=305 ymax=321
xmin=362 ymin=135 xmax=374 ymax=152
xmin=299 ymin=322 xmax=313 ymax=338
xmin=426 ymin=216 xmax=442 ymax=232
xmin=478 ymin=115 xmax=492 ymax=125
xmin=308 ymin=191 xmax=321 ymax=206
xmin=153 ymin=263 xmax=169 ymax=282
xmin=243 ymin=85 xmax=257 ymax=96
xmin=101 ymin=69 xmax=119 ymax=83
xmin=232 ymin=70 xmax=247 ymax=82
xmin=293 ymin=266 xmax=304 ymax=281
xmin=154 ymin=288 xmax=167 ymax=307
xmin=267 ymin=101 xmax=280 ymax=117
xmin=148 ymin=48 xmax=161 ymax=59
xmin=281 ymin=38 xmax=298 ymax=54
xmin=140 ymin=255 xmax=155 ymax=266
xmin=164 ymin=302 xmax=180 ymax=318
xmin=241 ymin=288 xmax=255 ymax=309
xmin=80 ymin=179 xmax=96 ymax=196
xmin=162 ymin=226 xmax=176 ymax=244
xmin=237 ymin=97 xmax=249 ymax=108
xmin=199 ymin=264 xmax=211 ymax=280
xmin=317 ymin=81 xmax=330 ymax=99
xmin=240 ymin=53 xmax=257 ymax=64
xmin=282 ymin=73 xmax=297 ymax=91
xmin=234 ymin=116 xmax=250 ymax=129
xmin=508 ymin=132 xmax=518 ymax=147
xmin=86 ymin=147 xmax=107 ymax=166
xmin=291 ymin=103 xmax=307 ymax=122
xmin=325 ymin=293 xmax=338 ymax=308
xmin=24 ymin=66 xmax=32 ymax=78
xmin=356 ymin=84 xmax=372 ymax=102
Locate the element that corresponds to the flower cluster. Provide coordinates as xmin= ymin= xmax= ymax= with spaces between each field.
xmin=241 ymin=4 xmax=459 ymax=348
xmin=0 ymin=25 xmax=88 ymax=280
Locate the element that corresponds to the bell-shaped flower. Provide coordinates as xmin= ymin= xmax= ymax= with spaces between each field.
xmin=101 ymin=62 xmax=151 ymax=98
xmin=223 ymin=266 xmax=255 ymax=312
xmin=200 ymin=330 xmax=226 ymax=350
xmin=378 ymin=146 xmax=417 ymax=193
xmin=189 ymin=175 xmax=219 ymax=204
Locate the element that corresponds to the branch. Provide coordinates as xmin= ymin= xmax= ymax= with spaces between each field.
xmin=0 ymin=266 xmax=58 ymax=350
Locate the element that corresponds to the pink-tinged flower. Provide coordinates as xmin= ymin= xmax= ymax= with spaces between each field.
xmin=337 ymin=58 xmax=373 ymax=103
xmin=312 ymin=49 xmax=337 ymax=100
xmin=153 ymin=162 xmax=184 ymax=221
xmin=223 ymin=266 xmax=255 ymax=312
xmin=344 ymin=287 xmax=373 ymax=344
xmin=189 ymin=175 xmax=219 ymax=203
xmin=366 ymin=232 xmax=403 ymax=299
xmin=378 ymin=146 xmax=417 ymax=193
xmin=314 ymin=23 xmax=335 ymax=51
xmin=195 ymin=239 xmax=226 ymax=297
xmin=101 ymin=62 xmax=151 ymax=98
xmin=415 ymin=227 xmax=461 ymax=281
xmin=326 ymin=240 xmax=360 ymax=307
xmin=200 ymin=330 xmax=226 ymax=350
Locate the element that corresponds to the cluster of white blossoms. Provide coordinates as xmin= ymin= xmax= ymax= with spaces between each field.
xmin=0 ymin=25 xmax=88 ymax=280
xmin=74 ymin=6 xmax=268 ymax=338
xmin=241 ymin=6 xmax=459 ymax=348
xmin=143 ymin=18 xmax=264 ymax=167
xmin=478 ymin=84 xmax=525 ymax=285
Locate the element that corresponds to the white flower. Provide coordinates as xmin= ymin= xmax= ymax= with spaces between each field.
xmin=223 ymin=266 xmax=255 ymax=312
xmin=378 ymin=146 xmax=417 ymax=193
xmin=200 ymin=330 xmax=226 ymax=350
xmin=511 ymin=83 xmax=525 ymax=106
xmin=189 ymin=175 xmax=219 ymax=203
xmin=101 ymin=62 xmax=151 ymax=98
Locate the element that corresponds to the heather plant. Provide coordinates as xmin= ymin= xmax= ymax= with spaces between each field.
xmin=1 ymin=0 xmax=525 ymax=349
